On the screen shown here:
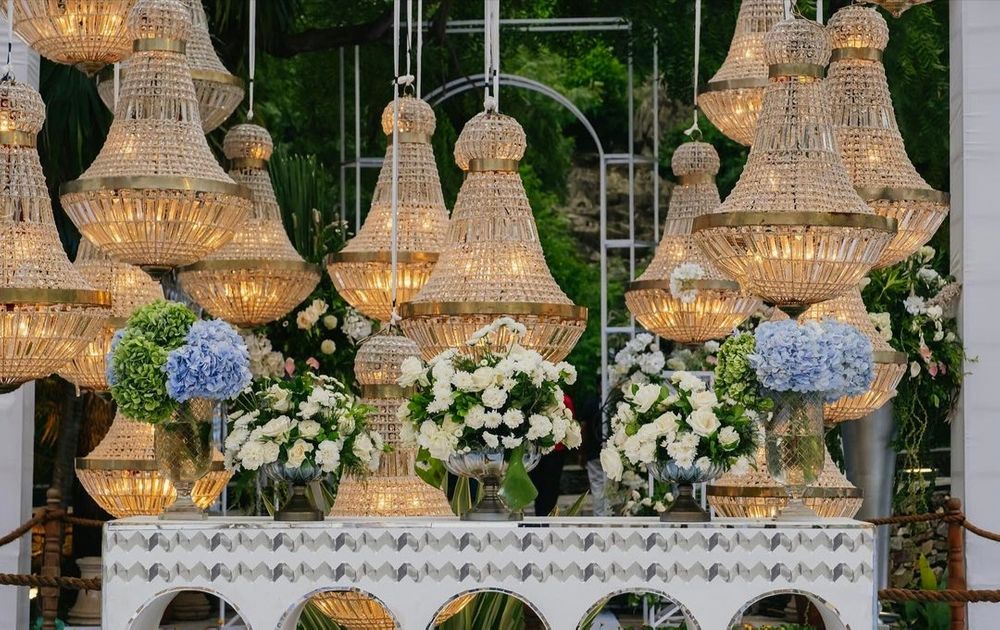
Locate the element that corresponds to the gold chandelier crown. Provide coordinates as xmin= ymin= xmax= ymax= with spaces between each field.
xmin=692 ymin=17 xmax=895 ymax=310
xmin=60 ymin=0 xmax=251 ymax=272
xmin=626 ymin=141 xmax=759 ymax=343
xmin=327 ymin=96 xmax=450 ymax=323
xmin=827 ymin=5 xmax=948 ymax=268
xmin=400 ymin=111 xmax=587 ymax=361
xmin=178 ymin=123 xmax=320 ymax=328
xmin=58 ymin=239 xmax=164 ymax=391
xmin=0 ymin=78 xmax=110 ymax=391
xmin=699 ymin=0 xmax=785 ymax=146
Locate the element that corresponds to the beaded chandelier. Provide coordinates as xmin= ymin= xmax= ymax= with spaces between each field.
xmin=625 ymin=141 xmax=759 ymax=343
xmin=0 ymin=77 xmax=110 ymax=391
xmin=827 ymin=5 xmax=948 ymax=269
xmin=75 ymin=412 xmax=230 ymax=518
xmin=327 ymin=97 xmax=450 ymax=323
xmin=801 ymin=287 xmax=906 ymax=424
xmin=3 ymin=0 xmax=135 ymax=74
xmin=692 ymin=18 xmax=895 ymax=313
xmin=329 ymin=329 xmax=453 ymax=517
xmin=804 ymin=448 xmax=863 ymax=519
xmin=95 ymin=0 xmax=244 ymax=131
xmin=178 ymin=124 xmax=320 ymax=328
xmin=869 ymin=0 xmax=931 ymax=18
xmin=57 ymin=239 xmax=163 ymax=391
xmin=400 ymin=111 xmax=587 ymax=361
xmin=698 ymin=0 xmax=785 ymax=146
xmin=60 ymin=0 xmax=251 ymax=272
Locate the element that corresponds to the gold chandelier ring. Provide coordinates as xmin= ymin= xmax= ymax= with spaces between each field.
xmin=627 ymin=279 xmax=742 ymax=293
xmin=190 ymin=69 xmax=245 ymax=88
xmin=855 ymin=186 xmax=949 ymax=203
xmin=768 ymin=63 xmax=826 ymax=79
xmin=325 ymin=251 xmax=440 ymax=264
xmin=178 ymin=260 xmax=321 ymax=274
xmin=75 ymin=457 xmax=226 ymax=472
xmin=701 ymin=77 xmax=769 ymax=92
xmin=133 ymin=38 xmax=186 ymax=54
xmin=361 ymin=384 xmax=414 ymax=399
xmin=398 ymin=301 xmax=588 ymax=320
xmin=830 ymin=47 xmax=884 ymax=62
xmin=0 ymin=287 xmax=111 ymax=307
xmin=691 ymin=211 xmax=898 ymax=233
xmin=61 ymin=176 xmax=252 ymax=199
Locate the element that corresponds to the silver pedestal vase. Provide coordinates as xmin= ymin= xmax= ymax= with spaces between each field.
xmin=648 ymin=461 xmax=724 ymax=522
xmin=263 ymin=460 xmax=327 ymax=521
xmin=445 ymin=446 xmax=541 ymax=521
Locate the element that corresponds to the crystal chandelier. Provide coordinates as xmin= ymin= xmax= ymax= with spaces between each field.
xmin=3 ymin=0 xmax=135 ymax=74
xmin=800 ymin=287 xmax=906 ymax=423
xmin=329 ymin=329 xmax=453 ymax=516
xmin=327 ymin=96 xmax=450 ymax=323
xmin=178 ymin=124 xmax=320 ymax=328
xmin=94 ymin=0 xmax=244 ymax=132
xmin=400 ymin=111 xmax=587 ymax=361
xmin=803 ymin=449 xmax=863 ymax=519
xmin=692 ymin=17 xmax=896 ymax=313
xmin=698 ymin=0 xmax=785 ymax=146
xmin=311 ymin=592 xmax=473 ymax=630
xmin=75 ymin=412 xmax=230 ymax=518
xmin=57 ymin=239 xmax=163 ymax=391
xmin=60 ymin=0 xmax=251 ymax=272
xmin=827 ymin=5 xmax=948 ymax=268
xmin=0 ymin=77 xmax=110 ymax=391
xmin=868 ymin=0 xmax=932 ymax=18
xmin=625 ymin=141 xmax=759 ymax=342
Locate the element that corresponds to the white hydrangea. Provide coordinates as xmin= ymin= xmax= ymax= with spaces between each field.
xmin=342 ymin=307 xmax=373 ymax=342
xmin=669 ymin=262 xmax=705 ymax=304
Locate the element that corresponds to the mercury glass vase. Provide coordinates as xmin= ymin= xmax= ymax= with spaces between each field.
xmin=262 ymin=461 xmax=327 ymax=522
xmin=444 ymin=445 xmax=542 ymax=521
xmin=648 ymin=460 xmax=725 ymax=522
xmin=765 ymin=390 xmax=826 ymax=520
xmin=153 ymin=398 xmax=217 ymax=520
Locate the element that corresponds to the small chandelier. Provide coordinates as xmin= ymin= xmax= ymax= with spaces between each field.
xmin=95 ymin=0 xmax=244 ymax=132
xmin=57 ymin=239 xmax=163 ymax=392
xmin=692 ymin=17 xmax=895 ymax=313
xmin=400 ymin=111 xmax=587 ymax=361
xmin=3 ymin=0 xmax=135 ymax=75
xmin=868 ymin=0 xmax=932 ymax=18
xmin=60 ymin=0 xmax=251 ymax=272
xmin=0 ymin=77 xmax=110 ymax=391
xmin=626 ymin=141 xmax=759 ymax=342
xmin=698 ymin=0 xmax=785 ymax=146
xmin=75 ymin=412 xmax=230 ymax=518
xmin=827 ymin=5 xmax=948 ymax=268
xmin=801 ymin=287 xmax=906 ymax=424
xmin=330 ymin=329 xmax=453 ymax=517
xmin=178 ymin=124 xmax=320 ymax=328
xmin=327 ymin=97 xmax=450 ymax=323
xmin=803 ymin=449 xmax=863 ymax=519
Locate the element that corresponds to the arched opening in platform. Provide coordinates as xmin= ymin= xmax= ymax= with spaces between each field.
xmin=129 ymin=587 xmax=248 ymax=629
xmin=577 ymin=588 xmax=699 ymax=630
xmin=728 ymin=589 xmax=849 ymax=630
xmin=290 ymin=588 xmax=401 ymax=629
xmin=429 ymin=588 xmax=551 ymax=629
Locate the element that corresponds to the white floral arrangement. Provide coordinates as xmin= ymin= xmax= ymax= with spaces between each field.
xmin=600 ymin=371 xmax=756 ymax=482
xmin=225 ymin=373 xmax=385 ymax=475
xmin=609 ymin=333 xmax=667 ymax=390
xmin=241 ymin=331 xmax=286 ymax=379
xmin=342 ymin=306 xmax=374 ymax=343
xmin=669 ymin=262 xmax=705 ymax=304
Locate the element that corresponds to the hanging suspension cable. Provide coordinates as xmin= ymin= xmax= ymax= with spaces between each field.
xmin=783 ymin=0 xmax=793 ymax=20
xmin=816 ymin=0 xmax=823 ymax=24
xmin=483 ymin=0 xmax=500 ymax=111
xmin=683 ymin=0 xmax=702 ymax=138
xmin=389 ymin=0 xmax=403 ymax=321
xmin=416 ymin=0 xmax=423 ymax=97
xmin=3 ymin=0 xmax=14 ymax=79
xmin=248 ymin=0 xmax=257 ymax=119
xmin=113 ymin=63 xmax=120 ymax=110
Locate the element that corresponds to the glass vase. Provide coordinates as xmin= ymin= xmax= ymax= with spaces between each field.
xmin=648 ymin=460 xmax=725 ymax=522
xmin=765 ymin=390 xmax=826 ymax=520
xmin=444 ymin=446 xmax=541 ymax=521
xmin=154 ymin=398 xmax=217 ymax=520
xmin=262 ymin=461 xmax=327 ymax=521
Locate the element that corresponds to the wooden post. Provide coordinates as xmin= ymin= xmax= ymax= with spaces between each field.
xmin=946 ymin=497 xmax=967 ymax=630
xmin=40 ymin=487 xmax=63 ymax=630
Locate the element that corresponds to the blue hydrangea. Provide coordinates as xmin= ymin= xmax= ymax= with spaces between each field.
xmin=164 ymin=320 xmax=251 ymax=402
xmin=750 ymin=319 xmax=874 ymax=402
xmin=106 ymin=328 xmax=126 ymax=386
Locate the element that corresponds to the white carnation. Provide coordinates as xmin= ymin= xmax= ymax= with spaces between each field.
xmin=482 ymin=431 xmax=500 ymax=449
xmin=718 ymin=426 xmax=741 ymax=449
xmin=315 ymin=440 xmax=343 ymax=473
xmin=501 ymin=435 xmax=523 ymax=449
xmin=502 ymin=409 xmax=525 ymax=428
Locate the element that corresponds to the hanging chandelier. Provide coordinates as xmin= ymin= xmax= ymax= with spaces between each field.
xmin=0 ymin=77 xmax=110 ymax=391
xmin=75 ymin=412 xmax=230 ymax=518
xmin=698 ymin=0 xmax=785 ymax=146
xmin=94 ymin=0 xmax=244 ymax=132
xmin=692 ymin=17 xmax=896 ymax=313
xmin=178 ymin=124 xmax=320 ymax=328
xmin=626 ymin=141 xmax=759 ymax=342
xmin=400 ymin=111 xmax=587 ymax=360
xmin=57 ymin=239 xmax=163 ymax=392
xmin=800 ymin=287 xmax=906 ymax=423
xmin=327 ymin=96 xmax=450 ymax=323
xmin=311 ymin=592 xmax=472 ymax=630
xmin=805 ymin=449 xmax=863 ymax=519
xmin=3 ymin=0 xmax=135 ymax=75
xmin=60 ymin=0 xmax=251 ymax=272
xmin=868 ymin=0 xmax=932 ymax=18
xmin=827 ymin=5 xmax=948 ymax=269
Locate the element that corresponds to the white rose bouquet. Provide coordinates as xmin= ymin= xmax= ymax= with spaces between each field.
xmin=398 ymin=318 xmax=582 ymax=512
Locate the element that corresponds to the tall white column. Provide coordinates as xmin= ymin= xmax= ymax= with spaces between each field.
xmin=951 ymin=1 xmax=1000 ymax=626
xmin=0 ymin=17 xmax=42 ymax=630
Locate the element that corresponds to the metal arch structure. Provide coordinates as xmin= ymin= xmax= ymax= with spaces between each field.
xmin=336 ymin=17 xmax=661 ymax=405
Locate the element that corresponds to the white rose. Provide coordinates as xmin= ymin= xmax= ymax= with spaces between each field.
xmin=926 ymin=305 xmax=943 ymax=321
xmin=298 ymin=420 xmax=322 ymax=439
xmin=322 ymin=315 xmax=339 ymax=329
xmin=315 ymin=440 xmax=342 ymax=473
xmin=632 ymin=383 xmax=662 ymax=413
xmin=562 ymin=421 xmax=582 ymax=449
xmin=286 ymin=439 xmax=314 ymax=468
xmin=352 ymin=433 xmax=374 ymax=461
xmin=398 ymin=356 xmax=427 ymax=387
xmin=672 ymin=371 xmax=706 ymax=394
xmin=502 ymin=409 xmax=525 ymax=428
xmin=689 ymin=390 xmax=718 ymax=410
xmin=600 ymin=447 xmax=625 ymax=481
xmin=399 ymin=419 xmax=417 ymax=448
xmin=425 ymin=428 xmax=459 ymax=460
xmin=320 ymin=339 xmax=337 ymax=355
xmin=718 ymin=426 xmax=740 ymax=449
xmin=482 ymin=431 xmax=500 ymax=449
xmin=688 ymin=406 xmax=721 ymax=437
xmin=481 ymin=386 xmax=508 ymax=409
xmin=260 ymin=416 xmax=294 ymax=442
xmin=919 ymin=245 xmax=936 ymax=262
xmin=296 ymin=310 xmax=316 ymax=330
xmin=298 ymin=400 xmax=320 ymax=419
xmin=260 ymin=441 xmax=281 ymax=465
xmin=471 ymin=366 xmax=497 ymax=390
xmin=666 ymin=356 xmax=686 ymax=371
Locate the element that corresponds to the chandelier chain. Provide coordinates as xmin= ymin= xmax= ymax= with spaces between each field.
xmin=389 ymin=0 xmax=403 ymax=316
xmin=3 ymin=0 xmax=13 ymax=79
xmin=416 ymin=0 xmax=423 ymax=97
xmin=248 ymin=0 xmax=256 ymax=120
xmin=483 ymin=0 xmax=500 ymax=111
xmin=684 ymin=0 xmax=702 ymax=138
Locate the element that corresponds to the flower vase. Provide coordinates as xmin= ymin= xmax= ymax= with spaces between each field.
xmin=262 ymin=461 xmax=327 ymax=521
xmin=765 ymin=390 xmax=826 ymax=520
xmin=154 ymin=398 xmax=217 ymax=520
xmin=648 ymin=461 xmax=724 ymax=522
xmin=445 ymin=446 xmax=541 ymax=521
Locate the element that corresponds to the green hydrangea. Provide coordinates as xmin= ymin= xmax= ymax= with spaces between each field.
xmin=126 ymin=300 xmax=197 ymax=350
xmin=110 ymin=330 xmax=177 ymax=423
xmin=714 ymin=333 xmax=772 ymax=414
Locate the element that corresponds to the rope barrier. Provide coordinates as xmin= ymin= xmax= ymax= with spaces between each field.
xmin=880 ymin=589 xmax=1000 ymax=604
xmin=0 ymin=573 xmax=101 ymax=591
xmin=864 ymin=511 xmax=957 ymax=526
